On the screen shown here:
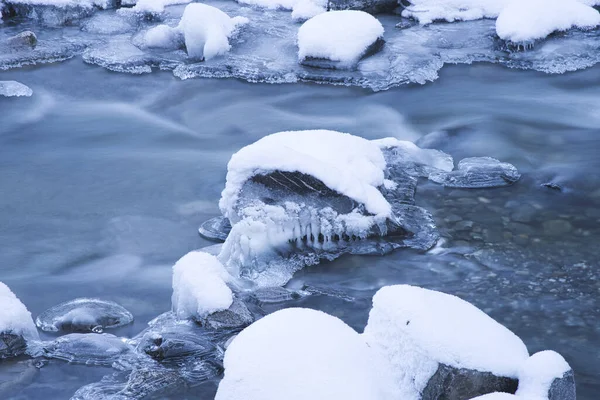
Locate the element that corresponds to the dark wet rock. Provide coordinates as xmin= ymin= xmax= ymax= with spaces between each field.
xmin=548 ymin=369 xmax=576 ymax=400
xmin=300 ymin=37 xmax=385 ymax=70
xmin=2 ymin=31 xmax=37 ymax=49
xmin=422 ymin=363 xmax=518 ymax=400
xmin=36 ymin=298 xmax=134 ymax=333
xmin=0 ymin=332 xmax=28 ymax=359
xmin=327 ymin=0 xmax=398 ymax=14
xmin=201 ymin=299 xmax=254 ymax=330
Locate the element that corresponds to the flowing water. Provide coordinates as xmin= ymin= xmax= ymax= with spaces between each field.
xmin=1 ymin=60 xmax=600 ymax=399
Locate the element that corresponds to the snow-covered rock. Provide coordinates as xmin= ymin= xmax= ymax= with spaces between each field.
xmin=363 ymin=285 xmax=529 ymax=399
xmin=516 ymin=351 xmax=576 ymax=400
xmin=496 ymin=0 xmax=600 ymax=44
xmin=121 ymin=0 xmax=191 ymax=17
xmin=215 ymin=307 xmax=396 ymax=400
xmin=401 ymin=0 xmax=510 ymax=24
xmin=298 ymin=11 xmax=384 ymax=69
xmin=0 ymin=282 xmax=39 ymax=359
xmin=0 ymin=81 xmax=33 ymax=97
xmin=2 ymin=31 xmax=37 ymax=49
xmin=177 ymin=3 xmax=248 ymax=60
xmin=171 ymin=251 xmax=233 ymax=320
xmin=2 ymin=0 xmax=114 ymax=25
xmin=290 ymin=0 xmax=326 ymax=22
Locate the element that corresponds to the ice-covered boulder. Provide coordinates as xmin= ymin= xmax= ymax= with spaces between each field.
xmin=177 ymin=3 xmax=248 ymax=61
xmin=363 ymin=285 xmax=529 ymax=399
xmin=428 ymin=157 xmax=521 ymax=188
xmin=215 ymin=307 xmax=396 ymax=400
xmin=0 ymin=81 xmax=33 ymax=97
xmin=516 ymin=351 xmax=576 ymax=400
xmin=496 ymin=0 xmax=600 ymax=45
xmin=298 ymin=10 xmax=384 ymax=69
xmin=2 ymin=31 xmax=37 ymax=49
xmin=171 ymin=251 xmax=233 ymax=320
xmin=0 ymin=282 xmax=39 ymax=359
xmin=401 ymin=0 xmax=510 ymax=24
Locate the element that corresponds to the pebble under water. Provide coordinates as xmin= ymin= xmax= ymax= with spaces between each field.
xmin=1 ymin=60 xmax=600 ymax=399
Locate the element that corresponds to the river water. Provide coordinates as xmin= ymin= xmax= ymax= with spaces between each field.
xmin=1 ymin=60 xmax=599 ymax=399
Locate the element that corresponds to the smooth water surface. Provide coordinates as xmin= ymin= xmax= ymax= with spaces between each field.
xmin=1 ymin=60 xmax=600 ymax=399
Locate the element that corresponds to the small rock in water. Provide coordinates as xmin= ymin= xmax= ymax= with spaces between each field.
xmin=429 ymin=157 xmax=521 ymax=188
xmin=541 ymin=182 xmax=562 ymax=192
xmin=36 ymin=298 xmax=134 ymax=333
xmin=3 ymin=31 xmax=38 ymax=49
xmin=0 ymin=81 xmax=33 ymax=97
xmin=41 ymin=333 xmax=132 ymax=366
xmin=201 ymin=298 xmax=255 ymax=330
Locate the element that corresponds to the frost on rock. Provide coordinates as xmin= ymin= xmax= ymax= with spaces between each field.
xmin=171 ymin=251 xmax=234 ymax=320
xmin=0 ymin=80 xmax=32 ymax=97
xmin=215 ymin=308 xmax=396 ymax=400
xmin=35 ymin=298 xmax=134 ymax=333
xmin=214 ymin=130 xmax=450 ymax=286
xmin=298 ymin=10 xmax=384 ymax=69
xmin=363 ymin=285 xmax=529 ymax=399
xmin=428 ymin=157 xmax=521 ymax=188
xmin=0 ymin=282 xmax=39 ymax=359
xmin=401 ymin=0 xmax=510 ymax=24
xmin=516 ymin=351 xmax=576 ymax=400
xmin=496 ymin=0 xmax=600 ymax=45
xmin=177 ymin=3 xmax=248 ymax=60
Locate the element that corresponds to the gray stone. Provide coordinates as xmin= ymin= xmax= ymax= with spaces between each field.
xmin=549 ymin=370 xmax=576 ymax=400
xmin=202 ymin=299 xmax=254 ymax=330
xmin=422 ymin=363 xmax=518 ymax=400
xmin=0 ymin=333 xmax=28 ymax=359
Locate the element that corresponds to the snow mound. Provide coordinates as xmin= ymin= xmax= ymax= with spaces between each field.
xmin=142 ymin=24 xmax=183 ymax=49
xmin=171 ymin=251 xmax=233 ymax=320
xmin=469 ymin=393 xmax=516 ymax=400
xmin=177 ymin=3 xmax=248 ymax=60
xmin=402 ymin=0 xmax=510 ymax=24
xmin=0 ymin=81 xmax=33 ymax=97
xmin=0 ymin=282 xmax=39 ymax=340
xmin=298 ymin=11 xmax=384 ymax=69
xmin=220 ymin=130 xmax=391 ymax=220
xmin=516 ymin=350 xmax=572 ymax=398
xmin=291 ymin=0 xmax=326 ymax=22
xmin=496 ymin=0 xmax=600 ymax=43
xmin=125 ymin=0 xmax=191 ymax=15
xmin=216 ymin=307 xmax=396 ymax=400
xmin=363 ymin=285 xmax=529 ymax=398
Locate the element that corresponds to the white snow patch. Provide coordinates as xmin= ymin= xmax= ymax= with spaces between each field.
xmin=363 ymin=285 xmax=529 ymax=399
xmin=402 ymin=0 xmax=510 ymax=24
xmin=0 ymin=282 xmax=39 ymax=341
xmin=516 ymin=350 xmax=571 ymax=399
xmin=496 ymin=0 xmax=600 ymax=43
xmin=0 ymin=81 xmax=33 ymax=97
xmin=291 ymin=0 xmax=326 ymax=22
xmin=216 ymin=307 xmax=396 ymax=400
xmin=220 ymin=130 xmax=391 ymax=220
xmin=142 ymin=24 xmax=183 ymax=49
xmin=298 ymin=11 xmax=384 ymax=68
xmin=469 ymin=393 xmax=516 ymax=400
xmin=171 ymin=251 xmax=233 ymax=320
xmin=177 ymin=3 xmax=248 ymax=60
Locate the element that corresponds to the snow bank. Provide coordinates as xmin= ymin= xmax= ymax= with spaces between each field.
xmin=402 ymin=0 xmax=510 ymax=24
xmin=216 ymin=308 xmax=396 ymax=400
xmin=363 ymin=285 xmax=529 ymax=398
xmin=0 ymin=282 xmax=39 ymax=340
xmin=0 ymin=81 xmax=33 ymax=97
xmin=171 ymin=251 xmax=233 ymax=320
xmin=516 ymin=351 xmax=572 ymax=398
xmin=298 ymin=11 xmax=384 ymax=68
xmin=220 ymin=130 xmax=391 ymax=220
xmin=177 ymin=3 xmax=248 ymax=60
xmin=496 ymin=0 xmax=600 ymax=43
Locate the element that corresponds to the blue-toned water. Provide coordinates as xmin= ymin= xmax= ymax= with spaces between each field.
xmin=1 ymin=60 xmax=600 ymax=398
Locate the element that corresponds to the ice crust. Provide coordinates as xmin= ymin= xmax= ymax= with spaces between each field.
xmin=298 ymin=11 xmax=384 ymax=68
xmin=402 ymin=0 xmax=510 ymax=24
xmin=0 ymin=81 xmax=33 ymax=97
xmin=363 ymin=285 xmax=529 ymax=398
xmin=496 ymin=0 xmax=600 ymax=43
xmin=0 ymin=282 xmax=39 ymax=341
xmin=215 ymin=307 xmax=396 ymax=400
xmin=171 ymin=251 xmax=234 ymax=320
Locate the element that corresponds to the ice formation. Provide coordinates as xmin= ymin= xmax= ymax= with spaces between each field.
xmin=496 ymin=0 xmax=600 ymax=44
xmin=0 ymin=282 xmax=39 ymax=358
xmin=171 ymin=251 xmax=234 ymax=320
xmin=215 ymin=307 xmax=396 ymax=400
xmin=298 ymin=11 xmax=384 ymax=69
xmin=401 ymin=0 xmax=510 ymax=24
xmin=177 ymin=3 xmax=248 ymax=60
xmin=0 ymin=81 xmax=33 ymax=97
xmin=290 ymin=0 xmax=325 ymax=22
xmin=428 ymin=157 xmax=521 ymax=188
xmin=1 ymin=0 xmax=114 ymax=25
xmin=40 ymin=333 xmax=132 ymax=366
xmin=362 ymin=285 xmax=529 ymax=399
xmin=35 ymin=298 xmax=134 ymax=333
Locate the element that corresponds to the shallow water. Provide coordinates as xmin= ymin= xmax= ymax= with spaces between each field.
xmin=1 ymin=60 xmax=600 ymax=399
